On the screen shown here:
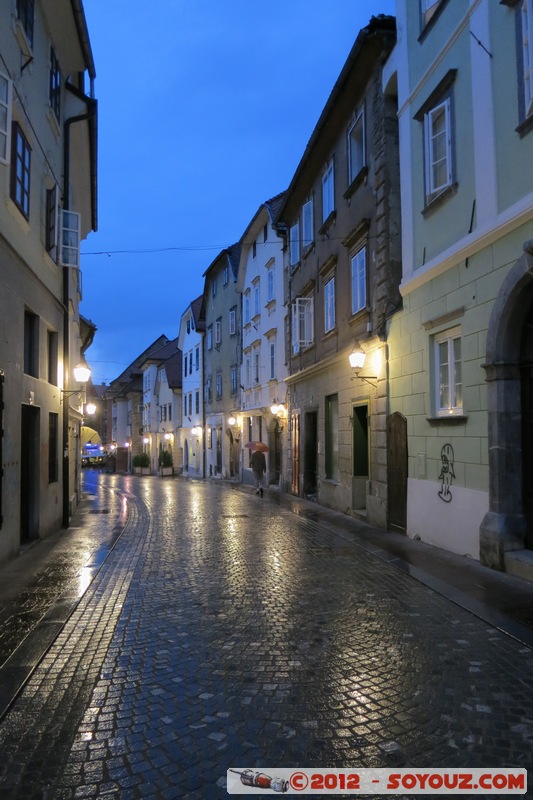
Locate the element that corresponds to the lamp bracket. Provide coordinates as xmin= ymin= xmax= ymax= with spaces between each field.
xmin=350 ymin=370 xmax=377 ymax=388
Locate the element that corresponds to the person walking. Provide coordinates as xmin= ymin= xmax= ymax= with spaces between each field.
xmin=250 ymin=449 xmax=266 ymax=496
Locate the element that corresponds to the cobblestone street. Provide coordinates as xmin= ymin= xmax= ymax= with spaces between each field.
xmin=0 ymin=472 xmax=532 ymax=799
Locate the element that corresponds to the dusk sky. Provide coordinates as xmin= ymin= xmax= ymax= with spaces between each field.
xmin=82 ymin=1 xmax=396 ymax=385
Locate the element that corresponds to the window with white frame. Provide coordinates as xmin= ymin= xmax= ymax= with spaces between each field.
xmin=270 ymin=341 xmax=276 ymax=380
xmin=291 ymin=296 xmax=314 ymax=354
xmin=230 ymin=366 xmax=237 ymax=394
xmin=60 ymin=209 xmax=80 ymax=267
xmin=290 ymin=221 xmax=300 ymax=267
xmin=424 ymin=98 xmax=453 ymax=202
xmin=324 ymin=276 xmax=335 ymax=333
xmin=351 ymin=246 xmax=367 ymax=315
xmin=434 ymin=327 xmax=462 ymax=415
xmin=195 ymin=346 xmax=199 ymax=370
xmin=322 ymin=161 xmax=334 ymax=222
xmin=348 ymin=109 xmax=365 ymax=184
xmin=0 ymin=72 xmax=12 ymax=164
xmin=212 ymin=278 xmax=217 ymax=297
xmin=521 ymin=0 xmax=533 ymax=120
xmin=207 ymin=325 xmax=213 ymax=350
xmin=302 ymin=199 xmax=314 ymax=249
xmin=244 ymin=294 xmax=251 ymax=324
xmin=245 ymin=356 xmax=251 ymax=388
xmin=184 ymin=356 xmax=188 ymax=377
xmin=216 ymin=372 xmax=222 ymax=399
xmin=253 ymin=282 xmax=260 ymax=316
xmin=254 ymin=352 xmax=260 ymax=383
xmin=267 ymin=268 xmax=275 ymax=302
xmin=215 ymin=318 xmax=221 ymax=345
xmin=223 ymin=265 xmax=229 ymax=285
xmin=229 ymin=307 xmax=236 ymax=334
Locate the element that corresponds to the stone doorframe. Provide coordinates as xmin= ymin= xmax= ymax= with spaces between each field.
xmin=480 ymin=240 xmax=533 ymax=570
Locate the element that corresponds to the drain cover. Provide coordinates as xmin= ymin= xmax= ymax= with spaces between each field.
xmin=506 ymin=607 xmax=533 ymax=628
xmin=89 ymin=509 xmax=110 ymax=514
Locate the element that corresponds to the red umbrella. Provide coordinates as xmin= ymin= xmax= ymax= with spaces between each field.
xmin=245 ymin=441 xmax=269 ymax=452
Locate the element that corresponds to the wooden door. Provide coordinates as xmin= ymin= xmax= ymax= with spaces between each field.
xmin=387 ymin=411 xmax=408 ymax=532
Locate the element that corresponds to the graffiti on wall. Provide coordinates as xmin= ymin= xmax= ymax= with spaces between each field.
xmin=438 ymin=443 xmax=455 ymax=503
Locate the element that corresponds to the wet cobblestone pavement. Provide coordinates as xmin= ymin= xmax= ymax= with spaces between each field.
xmin=0 ymin=472 xmax=532 ymax=799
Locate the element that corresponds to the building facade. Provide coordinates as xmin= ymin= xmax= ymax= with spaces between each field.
xmin=387 ymin=0 xmax=533 ymax=575
xmin=201 ymin=245 xmax=242 ymax=480
xmin=237 ymin=195 xmax=288 ymax=487
xmin=275 ymin=15 xmax=400 ymax=526
xmin=177 ymin=296 xmax=205 ymax=477
xmin=0 ymin=0 xmax=97 ymax=562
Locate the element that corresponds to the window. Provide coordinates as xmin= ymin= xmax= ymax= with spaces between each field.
xmin=348 ymin=110 xmax=365 ymax=184
xmin=245 ymin=357 xmax=251 ymax=388
xmin=216 ymin=373 xmax=222 ymax=399
xmin=189 ymin=352 xmax=192 ymax=373
xmin=290 ymin=222 xmax=300 ymax=267
xmin=195 ymin=390 xmax=199 ymax=414
xmin=325 ymin=394 xmax=339 ymax=481
xmin=45 ymin=185 xmax=58 ymax=254
xmin=188 ymin=393 xmax=192 ymax=416
xmin=195 ymin=346 xmax=199 ymax=370
xmin=230 ymin=366 xmax=237 ymax=394
xmin=215 ymin=318 xmax=222 ymax=345
xmin=291 ymin=297 xmax=314 ymax=354
xmin=270 ymin=342 xmax=276 ymax=380
xmin=267 ymin=269 xmax=275 ymax=302
xmin=252 ymin=241 xmax=257 ymax=259
xmin=49 ymin=48 xmax=61 ymax=120
xmin=322 ymin=161 xmax=334 ymax=222
xmin=161 ymin=405 xmax=167 ymax=422
xmin=49 ymin=413 xmax=59 ymax=483
xmin=168 ymin=404 xmax=172 ymax=422
xmin=253 ymin=282 xmax=260 ymax=316
xmin=435 ymin=328 xmax=462 ymax=415
xmin=0 ymin=72 xmax=12 ymax=164
xmin=205 ymin=378 xmax=212 ymax=403
xmin=520 ymin=0 xmax=533 ymax=121
xmin=351 ymin=246 xmax=367 ymax=315
xmin=11 ymin=123 xmax=31 ymax=218
xmin=187 ymin=319 xmax=191 ymax=334
xmin=16 ymin=0 xmax=34 ymax=48
xmin=207 ymin=325 xmax=213 ymax=350
xmin=24 ymin=310 xmax=39 ymax=377
xmin=244 ymin=295 xmax=251 ymax=324
xmin=184 ymin=356 xmax=188 ymax=377
xmin=421 ymin=0 xmax=442 ymax=27
xmin=324 ymin=277 xmax=335 ymax=333
xmin=60 ymin=209 xmax=81 ymax=267
xmin=263 ymin=223 xmax=268 ymax=243
xmin=229 ymin=308 xmax=236 ymax=335
xmin=223 ymin=265 xmax=229 ymax=285
xmin=302 ymin=199 xmax=314 ymax=249
xmin=424 ymin=99 xmax=452 ymax=201
xmin=254 ymin=352 xmax=260 ymax=384
xmin=47 ymin=330 xmax=58 ymax=385
xmin=212 ymin=278 xmax=217 ymax=297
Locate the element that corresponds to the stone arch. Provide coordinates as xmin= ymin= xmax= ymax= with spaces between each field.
xmin=479 ymin=240 xmax=533 ymax=569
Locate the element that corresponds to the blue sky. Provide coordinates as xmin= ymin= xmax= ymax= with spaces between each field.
xmin=82 ymin=1 xmax=396 ymax=385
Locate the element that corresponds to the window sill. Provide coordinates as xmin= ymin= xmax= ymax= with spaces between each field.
xmin=319 ymin=211 xmax=336 ymax=237
xmin=426 ymin=414 xmax=468 ymax=427
xmin=418 ymin=0 xmax=450 ymax=42
xmin=422 ymin=182 xmax=458 ymax=217
xmin=302 ymin=242 xmax=315 ymax=260
xmin=343 ymin=166 xmax=368 ymax=201
xmin=516 ymin=114 xmax=533 ymax=138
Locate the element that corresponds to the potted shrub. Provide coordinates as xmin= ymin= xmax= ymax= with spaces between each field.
xmin=159 ymin=449 xmax=173 ymax=477
xmin=133 ymin=452 xmax=150 ymax=475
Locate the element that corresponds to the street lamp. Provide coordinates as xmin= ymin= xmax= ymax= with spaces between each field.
xmin=62 ymin=356 xmax=92 ymax=528
xmin=349 ymin=342 xmax=377 ymax=387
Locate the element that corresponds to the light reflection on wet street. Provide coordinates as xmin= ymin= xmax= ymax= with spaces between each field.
xmin=0 ymin=471 xmax=531 ymax=799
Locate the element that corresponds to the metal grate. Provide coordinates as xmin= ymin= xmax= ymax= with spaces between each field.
xmin=506 ymin=607 xmax=533 ymax=629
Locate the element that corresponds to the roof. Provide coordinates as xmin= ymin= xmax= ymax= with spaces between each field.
xmin=139 ymin=337 xmax=181 ymax=367
xmin=274 ymin=15 xmax=396 ymax=226
xmin=107 ymin=335 xmax=169 ymax=393
xmin=165 ymin=352 xmax=183 ymax=390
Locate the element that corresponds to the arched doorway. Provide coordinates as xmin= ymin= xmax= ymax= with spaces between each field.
xmin=480 ymin=240 xmax=533 ymax=569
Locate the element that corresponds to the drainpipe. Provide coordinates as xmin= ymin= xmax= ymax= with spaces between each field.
xmin=61 ymin=102 xmax=96 ymax=528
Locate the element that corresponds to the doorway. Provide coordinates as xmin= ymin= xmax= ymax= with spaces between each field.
xmin=387 ymin=411 xmax=408 ymax=531
xmin=352 ymin=404 xmax=368 ymax=510
xmin=291 ymin=412 xmax=300 ymax=495
xmin=303 ymin=411 xmax=317 ymax=497
xmin=521 ymin=302 xmax=533 ymax=548
xmin=20 ymin=404 xmax=40 ymax=543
